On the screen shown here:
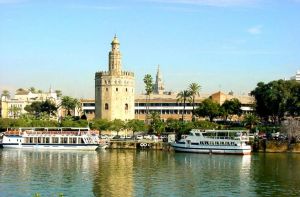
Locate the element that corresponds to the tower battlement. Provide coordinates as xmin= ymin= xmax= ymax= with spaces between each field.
xmin=95 ymin=36 xmax=135 ymax=121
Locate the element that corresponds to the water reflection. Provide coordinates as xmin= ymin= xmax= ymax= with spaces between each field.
xmin=0 ymin=149 xmax=98 ymax=196
xmin=1 ymin=149 xmax=300 ymax=197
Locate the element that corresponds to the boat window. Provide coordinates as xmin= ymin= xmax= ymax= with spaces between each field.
xmin=205 ymin=141 xmax=209 ymax=145
xmin=189 ymin=132 xmax=194 ymax=136
xmin=215 ymin=142 xmax=219 ymax=145
xmin=231 ymin=142 xmax=235 ymax=146
xmin=63 ymin=138 xmax=68 ymax=143
xmin=191 ymin=142 xmax=199 ymax=145
xmin=73 ymin=138 xmax=77 ymax=144
xmin=53 ymin=137 xmax=59 ymax=143
xmin=195 ymin=133 xmax=200 ymax=136
xmin=45 ymin=138 xmax=49 ymax=143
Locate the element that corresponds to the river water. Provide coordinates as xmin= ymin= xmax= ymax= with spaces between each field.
xmin=0 ymin=149 xmax=299 ymax=197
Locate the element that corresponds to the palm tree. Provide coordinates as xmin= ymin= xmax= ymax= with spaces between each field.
xmin=243 ymin=113 xmax=260 ymax=130
xmin=177 ymin=90 xmax=192 ymax=122
xmin=143 ymin=74 xmax=153 ymax=122
xmin=61 ymin=96 xmax=79 ymax=116
xmin=28 ymin=87 xmax=36 ymax=93
xmin=55 ymin=90 xmax=62 ymax=98
xmin=8 ymin=105 xmax=21 ymax=119
xmin=188 ymin=83 xmax=201 ymax=121
xmin=1 ymin=90 xmax=10 ymax=100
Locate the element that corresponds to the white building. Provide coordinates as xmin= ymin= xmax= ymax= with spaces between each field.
xmin=291 ymin=70 xmax=300 ymax=81
xmin=1 ymin=88 xmax=61 ymax=119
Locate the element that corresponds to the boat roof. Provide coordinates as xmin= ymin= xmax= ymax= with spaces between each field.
xmin=7 ymin=127 xmax=90 ymax=131
xmin=191 ymin=129 xmax=249 ymax=133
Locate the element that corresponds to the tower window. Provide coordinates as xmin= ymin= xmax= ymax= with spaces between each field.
xmin=125 ymin=103 xmax=128 ymax=110
xmin=106 ymin=88 xmax=108 ymax=92
xmin=105 ymin=103 xmax=109 ymax=110
xmin=116 ymin=88 xmax=118 ymax=91
xmin=126 ymin=88 xmax=128 ymax=92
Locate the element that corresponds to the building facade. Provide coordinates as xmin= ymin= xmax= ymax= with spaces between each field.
xmin=95 ymin=36 xmax=135 ymax=121
xmin=81 ymin=91 xmax=254 ymax=121
xmin=1 ymin=89 xmax=60 ymax=118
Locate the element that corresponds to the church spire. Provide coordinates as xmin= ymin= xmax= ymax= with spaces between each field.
xmin=154 ymin=65 xmax=165 ymax=94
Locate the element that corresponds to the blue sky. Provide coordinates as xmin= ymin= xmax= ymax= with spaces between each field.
xmin=0 ymin=0 xmax=299 ymax=98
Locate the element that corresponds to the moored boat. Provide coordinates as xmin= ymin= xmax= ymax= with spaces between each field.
xmin=1 ymin=127 xmax=100 ymax=150
xmin=171 ymin=129 xmax=251 ymax=155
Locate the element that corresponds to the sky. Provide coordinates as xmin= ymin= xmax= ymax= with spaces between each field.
xmin=0 ymin=0 xmax=300 ymax=98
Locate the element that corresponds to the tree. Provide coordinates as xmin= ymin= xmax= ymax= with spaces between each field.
xmin=195 ymin=98 xmax=220 ymax=122
xmin=177 ymin=90 xmax=192 ymax=122
xmin=1 ymin=90 xmax=10 ymax=99
xmin=251 ymin=79 xmax=300 ymax=124
xmin=243 ymin=113 xmax=260 ymax=130
xmin=281 ymin=118 xmax=300 ymax=145
xmin=55 ymin=90 xmax=62 ymax=98
xmin=41 ymin=100 xmax=57 ymax=117
xmin=188 ymin=83 xmax=201 ymax=121
xmin=143 ymin=74 xmax=154 ymax=121
xmin=126 ymin=119 xmax=146 ymax=135
xmin=221 ymin=98 xmax=242 ymax=121
xmin=8 ymin=105 xmax=21 ymax=119
xmin=29 ymin=87 xmax=36 ymax=93
xmin=24 ymin=100 xmax=57 ymax=119
xmin=149 ymin=111 xmax=165 ymax=134
xmin=61 ymin=96 xmax=79 ymax=116
xmin=110 ymin=119 xmax=125 ymax=136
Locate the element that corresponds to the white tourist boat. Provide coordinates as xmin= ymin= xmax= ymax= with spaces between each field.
xmin=1 ymin=127 xmax=102 ymax=150
xmin=171 ymin=129 xmax=251 ymax=155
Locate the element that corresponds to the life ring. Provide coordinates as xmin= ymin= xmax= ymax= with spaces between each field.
xmin=140 ymin=143 xmax=146 ymax=147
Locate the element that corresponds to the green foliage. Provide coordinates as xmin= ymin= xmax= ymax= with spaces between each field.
xmin=126 ymin=119 xmax=146 ymax=133
xmin=188 ymin=82 xmax=201 ymax=121
xmin=109 ymin=119 xmax=125 ymax=135
xmin=24 ymin=100 xmax=57 ymax=119
xmin=143 ymin=74 xmax=153 ymax=95
xmin=221 ymin=98 xmax=242 ymax=120
xmin=177 ymin=90 xmax=192 ymax=121
xmin=195 ymin=98 xmax=221 ymax=122
xmin=243 ymin=113 xmax=260 ymax=130
xmin=0 ymin=118 xmax=58 ymax=131
xmin=90 ymin=119 xmax=111 ymax=131
xmin=1 ymin=89 xmax=10 ymax=99
xmin=61 ymin=96 xmax=80 ymax=116
xmin=149 ymin=112 xmax=165 ymax=134
xmin=251 ymin=79 xmax=300 ymax=123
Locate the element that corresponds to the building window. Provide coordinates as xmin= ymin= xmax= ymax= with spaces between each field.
xmin=105 ymin=103 xmax=109 ymax=110
xmin=125 ymin=103 xmax=128 ymax=110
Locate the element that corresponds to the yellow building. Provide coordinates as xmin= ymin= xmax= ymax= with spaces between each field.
xmin=95 ymin=36 xmax=135 ymax=121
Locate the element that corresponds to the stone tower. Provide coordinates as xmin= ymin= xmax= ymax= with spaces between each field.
xmin=95 ymin=35 xmax=135 ymax=121
xmin=153 ymin=65 xmax=165 ymax=94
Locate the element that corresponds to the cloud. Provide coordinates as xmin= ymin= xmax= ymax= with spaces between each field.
xmin=247 ymin=25 xmax=263 ymax=35
xmin=148 ymin=0 xmax=259 ymax=7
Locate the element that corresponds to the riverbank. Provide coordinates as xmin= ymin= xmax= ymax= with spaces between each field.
xmin=251 ymin=140 xmax=300 ymax=153
xmin=108 ymin=140 xmax=300 ymax=153
xmin=107 ymin=140 xmax=172 ymax=151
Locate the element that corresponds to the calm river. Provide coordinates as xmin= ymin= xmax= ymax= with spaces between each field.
xmin=0 ymin=149 xmax=300 ymax=197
